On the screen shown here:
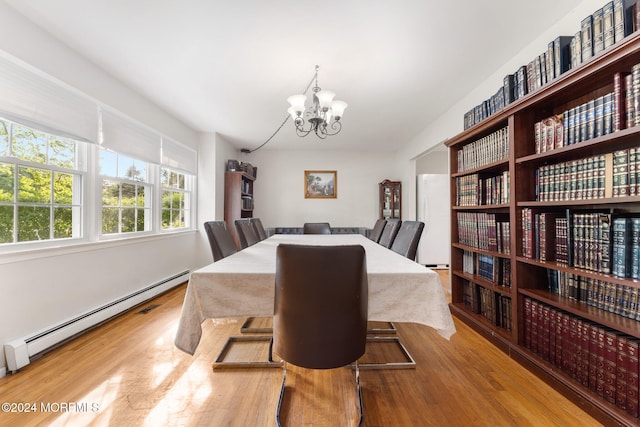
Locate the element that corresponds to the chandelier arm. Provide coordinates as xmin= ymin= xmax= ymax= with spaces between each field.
xmin=323 ymin=120 xmax=342 ymax=136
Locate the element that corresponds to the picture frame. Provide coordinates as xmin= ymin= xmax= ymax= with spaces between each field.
xmin=304 ymin=170 xmax=337 ymax=199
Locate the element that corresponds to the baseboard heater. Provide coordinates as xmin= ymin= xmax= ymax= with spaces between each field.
xmin=3 ymin=270 xmax=190 ymax=374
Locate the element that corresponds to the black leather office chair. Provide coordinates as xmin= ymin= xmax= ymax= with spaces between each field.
xmin=250 ymin=217 xmax=267 ymax=241
xmin=368 ymin=219 xmax=387 ymax=243
xmin=390 ymin=221 xmax=425 ymax=261
xmin=203 ymin=221 xmax=238 ymax=261
xmin=274 ymin=244 xmax=367 ymax=426
xmin=303 ymin=222 xmax=332 ymax=234
xmin=378 ymin=219 xmax=401 ymax=248
xmin=235 ymin=219 xmax=261 ymax=249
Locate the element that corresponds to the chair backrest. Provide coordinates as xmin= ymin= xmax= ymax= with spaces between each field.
xmin=235 ymin=219 xmax=261 ymax=249
xmin=303 ymin=222 xmax=332 ymax=234
xmin=204 ymin=221 xmax=238 ymax=261
xmin=250 ymin=217 xmax=267 ymax=241
xmin=273 ymin=244 xmax=368 ymax=369
xmin=368 ymin=219 xmax=387 ymax=242
xmin=378 ymin=219 xmax=401 ymax=248
xmin=390 ymin=221 xmax=425 ymax=261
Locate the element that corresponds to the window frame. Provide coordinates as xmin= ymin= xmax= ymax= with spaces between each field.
xmin=0 ymin=118 xmax=87 ymax=249
xmin=160 ymin=167 xmax=194 ymax=231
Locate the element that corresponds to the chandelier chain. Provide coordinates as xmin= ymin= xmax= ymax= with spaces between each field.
xmin=241 ymin=68 xmax=319 ymax=154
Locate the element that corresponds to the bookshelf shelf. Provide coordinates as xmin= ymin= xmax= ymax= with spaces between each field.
xmin=520 ymin=288 xmax=640 ymax=338
xmin=517 ymin=256 xmax=640 ymax=288
xmin=517 ymin=196 xmax=640 ymax=207
xmin=452 ymin=243 xmax=511 ymax=259
xmin=452 ymin=270 xmax=513 ymax=296
xmin=452 ymin=204 xmax=510 ymax=211
xmin=448 ymin=15 xmax=640 ymax=424
xmin=451 ymin=159 xmax=509 ymax=178
xmin=516 ymin=125 xmax=640 ymax=165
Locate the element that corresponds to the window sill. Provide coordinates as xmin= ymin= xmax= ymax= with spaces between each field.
xmin=0 ymin=229 xmax=197 ymax=265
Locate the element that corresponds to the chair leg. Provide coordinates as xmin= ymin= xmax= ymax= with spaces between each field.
xmin=275 ymin=363 xmax=287 ymax=427
xmin=355 ymin=360 xmax=364 ymax=427
xmin=275 ymin=361 xmax=364 ymax=426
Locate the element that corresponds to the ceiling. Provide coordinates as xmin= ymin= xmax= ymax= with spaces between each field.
xmin=5 ymin=0 xmax=582 ymax=152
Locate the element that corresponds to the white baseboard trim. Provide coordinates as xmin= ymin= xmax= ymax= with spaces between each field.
xmin=4 ymin=270 xmax=189 ymax=373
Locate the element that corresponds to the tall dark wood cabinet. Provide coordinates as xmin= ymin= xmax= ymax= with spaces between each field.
xmin=224 ymin=171 xmax=255 ymax=248
xmin=447 ymin=32 xmax=640 ymax=425
xmin=379 ymin=179 xmax=401 ymax=219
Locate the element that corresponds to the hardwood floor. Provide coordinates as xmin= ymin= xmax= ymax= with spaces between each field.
xmin=0 ymin=270 xmax=603 ymax=426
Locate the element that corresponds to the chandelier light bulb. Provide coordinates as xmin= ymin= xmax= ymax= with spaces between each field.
xmin=330 ymin=100 xmax=348 ymax=120
xmin=287 ymin=94 xmax=307 ymax=114
xmin=315 ymin=90 xmax=336 ymax=110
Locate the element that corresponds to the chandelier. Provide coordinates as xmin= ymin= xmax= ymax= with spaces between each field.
xmin=286 ymin=65 xmax=348 ymax=139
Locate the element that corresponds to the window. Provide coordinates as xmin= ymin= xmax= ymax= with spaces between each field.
xmin=0 ymin=119 xmax=84 ymax=244
xmin=99 ymin=149 xmax=152 ymax=235
xmin=161 ymin=168 xmax=192 ymax=230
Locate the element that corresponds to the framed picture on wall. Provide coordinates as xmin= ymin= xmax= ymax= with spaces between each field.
xmin=304 ymin=170 xmax=337 ymax=199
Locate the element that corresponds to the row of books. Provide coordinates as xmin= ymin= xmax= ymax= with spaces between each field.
xmin=534 ymin=56 xmax=640 ymax=155
xmin=464 ymin=0 xmax=637 ymax=130
xmin=455 ymin=171 xmax=510 ymax=206
xmin=534 ymin=148 xmax=640 ymax=202
xmin=522 ymin=209 xmax=640 ymax=279
xmin=625 ymin=64 xmax=640 ymax=129
xmin=546 ymin=270 xmax=640 ymax=321
xmin=463 ymin=88 xmax=506 ymax=130
xmin=457 ymin=212 xmax=510 ymax=254
xmin=522 ymin=210 xmax=613 ymax=272
xmin=462 ymin=250 xmax=512 ymax=287
xmin=462 ymin=281 xmax=512 ymax=331
xmin=241 ymin=196 xmax=253 ymax=210
xmin=456 ymin=126 xmax=509 ymax=172
xmin=533 ymin=92 xmax=615 ymax=154
xmin=524 ymin=297 xmax=640 ymax=417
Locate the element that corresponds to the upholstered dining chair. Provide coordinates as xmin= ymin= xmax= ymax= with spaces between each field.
xmin=368 ymin=219 xmax=387 ymax=243
xmin=204 ymin=221 xmax=238 ymax=261
xmin=378 ymin=218 xmax=401 ymax=248
xmin=235 ymin=219 xmax=261 ymax=249
xmin=250 ymin=217 xmax=267 ymax=241
xmin=390 ymin=221 xmax=425 ymax=261
xmin=273 ymin=244 xmax=367 ymax=426
xmin=302 ymin=222 xmax=332 ymax=234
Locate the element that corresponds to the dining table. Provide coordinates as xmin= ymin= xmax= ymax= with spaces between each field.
xmin=174 ymin=233 xmax=456 ymax=355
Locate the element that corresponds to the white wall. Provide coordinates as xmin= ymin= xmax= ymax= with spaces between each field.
xmin=395 ymin=0 xmax=607 ymax=220
xmin=193 ymin=132 xmax=240 ymax=266
xmin=0 ymin=2 xmax=201 ymax=372
xmin=241 ymin=149 xmax=397 ymax=229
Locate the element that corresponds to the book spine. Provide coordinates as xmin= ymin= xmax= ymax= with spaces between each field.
xmin=603 ymin=1 xmax=616 ymax=49
xmin=581 ymin=15 xmax=594 ymax=62
xmin=617 ymin=335 xmax=629 ymax=410
xmin=627 ymin=338 xmax=640 ymax=417
xmin=604 ymin=330 xmax=618 ymax=403
xmin=593 ymin=7 xmax=605 ymax=55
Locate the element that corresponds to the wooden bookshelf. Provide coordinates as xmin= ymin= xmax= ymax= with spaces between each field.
xmin=224 ymin=171 xmax=255 ymax=248
xmin=447 ymin=28 xmax=640 ymax=426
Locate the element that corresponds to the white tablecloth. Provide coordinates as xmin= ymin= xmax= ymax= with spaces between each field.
xmin=175 ymin=234 xmax=456 ymax=355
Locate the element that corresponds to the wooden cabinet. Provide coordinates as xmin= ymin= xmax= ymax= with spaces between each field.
xmin=447 ymin=33 xmax=640 ymax=425
xmin=379 ymin=179 xmax=401 ymax=219
xmin=224 ymin=171 xmax=254 ymax=248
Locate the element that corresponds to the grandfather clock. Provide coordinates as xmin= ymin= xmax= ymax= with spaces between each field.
xmin=379 ymin=179 xmax=401 ymax=219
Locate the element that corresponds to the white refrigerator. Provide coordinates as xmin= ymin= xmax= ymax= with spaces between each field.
xmin=416 ymin=174 xmax=450 ymax=266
